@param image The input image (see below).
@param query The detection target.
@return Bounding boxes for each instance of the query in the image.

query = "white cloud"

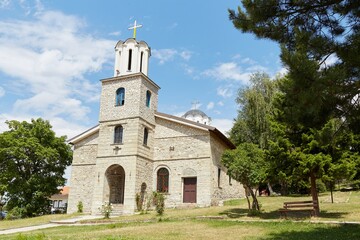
[246,65,268,72]
[0,86,4,97]
[169,22,178,29]
[174,111,186,117]
[276,67,288,77]
[211,118,234,136]
[203,55,270,85]
[217,101,224,106]
[182,64,194,75]
[217,86,233,98]
[179,50,192,61]
[109,31,121,36]
[207,101,214,110]
[202,62,252,84]
[320,53,339,69]
[0,113,89,138]
[152,49,177,65]
[0,0,10,8]
[214,110,221,115]
[0,10,114,136]
[241,57,257,65]
[152,48,192,65]
[19,0,44,16]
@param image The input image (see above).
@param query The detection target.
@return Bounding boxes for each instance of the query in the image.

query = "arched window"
[146,90,151,108]
[114,125,123,144]
[116,88,125,106]
[157,168,169,193]
[128,49,132,71]
[143,127,148,145]
[140,51,144,72]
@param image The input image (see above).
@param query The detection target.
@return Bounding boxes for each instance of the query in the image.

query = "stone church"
[67,37,244,215]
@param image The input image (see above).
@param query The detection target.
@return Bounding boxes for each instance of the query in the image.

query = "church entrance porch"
[183,177,197,203]
[105,164,125,204]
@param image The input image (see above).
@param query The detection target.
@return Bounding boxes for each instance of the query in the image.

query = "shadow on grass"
[220,208,287,219]
[265,223,360,240]
[318,210,348,219]
[219,208,348,220]
[219,208,249,218]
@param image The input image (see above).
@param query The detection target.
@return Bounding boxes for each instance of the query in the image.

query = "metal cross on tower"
[191,100,200,110]
[128,20,143,39]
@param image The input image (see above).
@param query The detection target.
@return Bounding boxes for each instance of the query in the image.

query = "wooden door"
[183,177,197,203]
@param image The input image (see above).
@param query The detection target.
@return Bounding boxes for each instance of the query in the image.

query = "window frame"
[157,168,169,193]
[115,88,125,106]
[128,49,132,71]
[114,125,124,144]
[146,90,151,108]
[143,127,149,145]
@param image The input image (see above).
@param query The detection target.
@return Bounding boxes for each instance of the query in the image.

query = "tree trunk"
[330,181,334,204]
[280,180,288,195]
[267,182,274,196]
[310,172,320,216]
[246,186,260,211]
[244,187,251,210]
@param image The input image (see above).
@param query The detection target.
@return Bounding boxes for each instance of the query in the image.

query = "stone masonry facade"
[67,38,244,215]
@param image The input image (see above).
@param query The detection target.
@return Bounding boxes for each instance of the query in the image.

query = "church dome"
[182,109,212,125]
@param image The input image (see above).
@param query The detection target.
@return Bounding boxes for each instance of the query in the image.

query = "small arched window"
[143,127,149,145]
[116,88,125,106]
[114,125,123,144]
[146,90,151,108]
[140,51,144,72]
[128,49,132,71]
[157,168,169,193]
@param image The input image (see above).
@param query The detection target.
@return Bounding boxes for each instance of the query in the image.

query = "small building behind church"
[66,36,244,215]
[50,186,69,213]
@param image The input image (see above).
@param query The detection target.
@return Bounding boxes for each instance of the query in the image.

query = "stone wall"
[99,74,158,125]
[209,134,245,204]
[67,165,96,214]
[153,158,212,207]
[154,117,210,160]
[134,156,153,211]
[153,117,213,207]
[91,155,138,215]
[67,132,98,214]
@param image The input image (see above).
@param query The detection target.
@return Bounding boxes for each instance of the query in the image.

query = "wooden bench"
[279,200,318,218]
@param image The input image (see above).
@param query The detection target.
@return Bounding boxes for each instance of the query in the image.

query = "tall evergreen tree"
[229,0,360,128]
[229,0,360,216]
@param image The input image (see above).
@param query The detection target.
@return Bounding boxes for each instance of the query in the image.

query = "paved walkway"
[0,215,102,235]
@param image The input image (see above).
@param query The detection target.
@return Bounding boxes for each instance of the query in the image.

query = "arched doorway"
[105,165,125,204]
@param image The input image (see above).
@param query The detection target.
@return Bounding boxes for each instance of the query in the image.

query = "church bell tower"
[113,39,150,77]
[92,22,160,214]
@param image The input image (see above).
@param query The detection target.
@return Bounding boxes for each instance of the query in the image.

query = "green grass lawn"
[2,219,360,240]
[0,213,81,230]
[1,191,360,240]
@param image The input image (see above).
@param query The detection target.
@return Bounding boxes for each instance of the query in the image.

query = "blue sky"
[0,0,284,138]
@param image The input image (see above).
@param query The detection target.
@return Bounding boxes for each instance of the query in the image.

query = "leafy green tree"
[0,118,72,217]
[230,72,278,149]
[230,0,360,216]
[222,143,268,211]
[229,72,279,195]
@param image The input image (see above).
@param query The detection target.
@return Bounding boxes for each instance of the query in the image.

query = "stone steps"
[111,204,123,216]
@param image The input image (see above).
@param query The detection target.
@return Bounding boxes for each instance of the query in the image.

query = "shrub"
[99,202,113,219]
[153,192,165,216]
[316,179,327,193]
[77,201,83,213]
[5,207,26,220]
[135,193,143,211]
